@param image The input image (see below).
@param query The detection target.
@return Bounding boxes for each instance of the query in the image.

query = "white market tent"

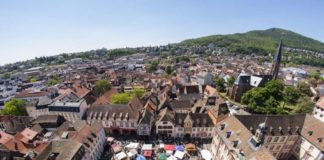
[115,152,127,160]
[200,150,212,160]
[126,142,140,149]
[159,143,165,149]
[166,150,173,156]
[174,151,185,159]
[167,155,177,160]
[142,144,153,151]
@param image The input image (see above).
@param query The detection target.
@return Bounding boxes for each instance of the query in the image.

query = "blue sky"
[0,0,324,65]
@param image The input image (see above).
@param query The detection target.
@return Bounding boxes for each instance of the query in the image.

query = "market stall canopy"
[144,151,152,157]
[176,145,184,151]
[166,150,173,156]
[174,151,185,159]
[115,152,127,160]
[164,144,176,151]
[200,150,212,160]
[159,143,165,148]
[126,142,140,149]
[142,144,153,151]
[158,153,167,160]
[112,143,122,153]
[136,155,146,160]
[107,137,115,142]
[167,155,177,160]
[185,144,196,151]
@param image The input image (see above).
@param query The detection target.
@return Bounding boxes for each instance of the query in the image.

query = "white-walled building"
[313,96,324,122]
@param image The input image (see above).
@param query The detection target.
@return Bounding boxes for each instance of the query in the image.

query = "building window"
[269,145,274,151]
[274,137,279,142]
[280,137,285,142]
[267,137,272,143]
[276,145,281,150]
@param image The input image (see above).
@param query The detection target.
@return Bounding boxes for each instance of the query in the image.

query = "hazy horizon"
[1,0,324,65]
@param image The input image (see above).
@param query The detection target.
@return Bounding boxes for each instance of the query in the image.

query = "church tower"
[270,40,282,80]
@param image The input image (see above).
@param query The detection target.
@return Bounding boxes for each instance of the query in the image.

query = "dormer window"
[220,124,225,130]
[226,131,232,138]
[318,138,323,143]
[308,131,313,136]
[278,126,283,134]
[233,140,239,148]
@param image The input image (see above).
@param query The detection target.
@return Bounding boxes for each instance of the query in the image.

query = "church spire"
[271,40,282,80]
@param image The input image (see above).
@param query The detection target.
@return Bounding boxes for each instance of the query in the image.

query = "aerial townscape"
[2,1,324,160]
[0,27,324,160]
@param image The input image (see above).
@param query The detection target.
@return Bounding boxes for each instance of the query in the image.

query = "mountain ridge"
[180,28,324,54]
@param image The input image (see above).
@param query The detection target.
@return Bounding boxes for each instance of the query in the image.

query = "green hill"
[180,28,324,54]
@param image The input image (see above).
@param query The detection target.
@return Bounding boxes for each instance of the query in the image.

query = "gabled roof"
[235,114,306,136]
[159,108,175,122]
[301,115,324,151]
[138,107,153,125]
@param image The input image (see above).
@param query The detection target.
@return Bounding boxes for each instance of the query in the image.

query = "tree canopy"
[1,99,26,116]
[241,80,302,114]
[111,93,133,104]
[94,80,112,96]
[214,76,226,92]
[226,76,236,87]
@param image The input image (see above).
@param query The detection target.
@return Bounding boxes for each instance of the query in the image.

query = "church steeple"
[271,40,282,80]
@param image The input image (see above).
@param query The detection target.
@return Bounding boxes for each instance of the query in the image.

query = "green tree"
[165,66,172,75]
[297,82,312,97]
[1,99,26,116]
[214,76,225,92]
[264,80,284,101]
[283,86,299,104]
[94,80,112,96]
[112,93,132,104]
[47,75,60,86]
[147,61,159,73]
[293,96,314,114]
[226,76,236,87]
[132,88,146,99]
[3,72,10,80]
[309,71,321,80]
[241,80,285,114]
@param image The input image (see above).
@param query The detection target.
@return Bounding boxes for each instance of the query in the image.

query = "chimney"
[308,131,313,136]
[318,138,323,143]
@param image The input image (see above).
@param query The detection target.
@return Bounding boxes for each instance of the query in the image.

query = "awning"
[176,145,184,151]
[174,151,185,159]
[200,150,212,160]
[115,152,127,160]
[144,151,152,157]
[164,144,176,151]
[142,144,153,150]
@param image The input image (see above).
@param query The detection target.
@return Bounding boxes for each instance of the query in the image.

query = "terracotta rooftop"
[316,96,324,109]
[93,87,118,105]
[301,115,324,151]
